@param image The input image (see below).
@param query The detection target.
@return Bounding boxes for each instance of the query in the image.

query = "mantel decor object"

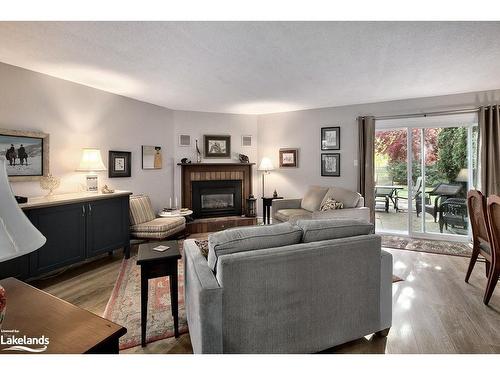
[195,139,202,163]
[0,157,47,330]
[39,173,60,196]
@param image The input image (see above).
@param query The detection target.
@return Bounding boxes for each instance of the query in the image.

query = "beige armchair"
[129,195,186,240]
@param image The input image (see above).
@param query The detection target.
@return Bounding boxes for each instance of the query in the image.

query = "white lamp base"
[86,174,99,192]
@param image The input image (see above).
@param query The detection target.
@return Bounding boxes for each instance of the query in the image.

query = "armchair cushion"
[301,186,329,212]
[130,216,185,233]
[296,219,373,243]
[129,195,156,225]
[207,222,302,272]
[321,187,362,209]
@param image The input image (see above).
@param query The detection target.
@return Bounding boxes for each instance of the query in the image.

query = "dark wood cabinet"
[0,192,131,280]
[29,203,87,276]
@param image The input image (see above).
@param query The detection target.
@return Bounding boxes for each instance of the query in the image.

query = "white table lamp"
[76,148,107,192]
[258,157,274,197]
[0,157,47,329]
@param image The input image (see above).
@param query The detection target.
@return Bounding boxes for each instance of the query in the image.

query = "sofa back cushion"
[296,219,373,243]
[301,186,329,212]
[207,222,303,272]
[321,187,361,209]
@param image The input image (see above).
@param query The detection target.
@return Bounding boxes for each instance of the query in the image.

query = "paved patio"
[375,203,468,236]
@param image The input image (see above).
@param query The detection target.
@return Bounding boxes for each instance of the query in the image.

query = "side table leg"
[141,268,148,347]
[170,270,179,338]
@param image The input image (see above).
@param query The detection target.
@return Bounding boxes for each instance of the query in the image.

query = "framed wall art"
[108,150,131,178]
[142,146,162,169]
[279,148,298,168]
[0,128,50,181]
[204,135,231,158]
[321,126,340,150]
[321,153,340,177]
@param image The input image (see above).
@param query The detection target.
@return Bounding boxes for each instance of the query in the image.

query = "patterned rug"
[381,235,472,257]
[102,247,188,350]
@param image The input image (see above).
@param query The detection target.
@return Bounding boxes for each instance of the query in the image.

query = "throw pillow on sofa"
[320,187,361,209]
[296,219,373,243]
[320,198,344,211]
[207,222,303,272]
[301,185,329,212]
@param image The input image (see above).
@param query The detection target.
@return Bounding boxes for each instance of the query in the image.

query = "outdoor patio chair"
[439,197,468,233]
[416,182,463,222]
[394,176,422,212]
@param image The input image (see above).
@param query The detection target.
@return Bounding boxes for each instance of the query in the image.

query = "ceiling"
[1,21,500,115]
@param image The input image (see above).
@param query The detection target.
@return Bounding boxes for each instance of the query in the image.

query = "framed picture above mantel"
[204,135,231,158]
[0,128,50,181]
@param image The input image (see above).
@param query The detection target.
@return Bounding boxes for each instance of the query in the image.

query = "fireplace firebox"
[192,180,242,218]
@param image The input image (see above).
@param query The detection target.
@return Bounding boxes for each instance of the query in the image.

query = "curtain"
[479,105,500,196]
[358,116,376,224]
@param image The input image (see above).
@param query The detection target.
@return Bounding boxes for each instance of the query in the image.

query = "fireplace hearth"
[192,180,242,218]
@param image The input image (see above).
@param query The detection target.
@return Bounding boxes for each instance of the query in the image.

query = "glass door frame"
[375,122,476,243]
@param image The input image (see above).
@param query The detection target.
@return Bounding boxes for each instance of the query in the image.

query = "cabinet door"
[86,197,129,257]
[29,204,86,276]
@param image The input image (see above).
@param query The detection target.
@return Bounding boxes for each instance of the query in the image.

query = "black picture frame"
[321,153,340,177]
[321,126,340,150]
[204,135,231,158]
[109,150,131,178]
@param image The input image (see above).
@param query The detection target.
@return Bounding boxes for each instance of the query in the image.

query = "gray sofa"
[184,219,393,353]
[272,185,370,223]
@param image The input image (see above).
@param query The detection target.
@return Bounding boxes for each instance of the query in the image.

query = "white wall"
[258,89,500,200]
[172,110,259,204]
[0,62,175,210]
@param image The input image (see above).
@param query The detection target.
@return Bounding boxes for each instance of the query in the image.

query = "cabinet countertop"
[19,190,132,210]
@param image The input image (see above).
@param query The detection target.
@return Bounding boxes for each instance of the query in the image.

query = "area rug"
[103,249,188,350]
[381,235,472,257]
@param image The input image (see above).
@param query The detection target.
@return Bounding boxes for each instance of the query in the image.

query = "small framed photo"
[178,134,191,147]
[321,153,340,177]
[241,135,252,147]
[204,135,231,158]
[0,128,50,181]
[321,126,340,150]
[279,148,298,168]
[142,146,163,169]
[108,151,131,178]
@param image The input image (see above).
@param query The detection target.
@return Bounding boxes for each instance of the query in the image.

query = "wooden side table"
[0,278,126,354]
[262,196,283,225]
[137,241,181,347]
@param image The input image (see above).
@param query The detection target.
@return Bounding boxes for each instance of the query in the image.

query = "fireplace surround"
[178,163,255,219]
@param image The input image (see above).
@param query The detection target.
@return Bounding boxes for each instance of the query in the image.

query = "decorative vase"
[0,284,6,330]
[40,174,60,196]
[195,140,202,163]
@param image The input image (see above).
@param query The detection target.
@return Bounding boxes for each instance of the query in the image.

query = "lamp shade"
[76,148,106,172]
[258,157,274,171]
[0,158,46,262]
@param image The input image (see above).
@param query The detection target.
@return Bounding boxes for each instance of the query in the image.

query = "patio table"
[375,185,405,212]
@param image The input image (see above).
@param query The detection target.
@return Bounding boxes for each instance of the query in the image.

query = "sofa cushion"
[321,187,361,209]
[275,208,312,223]
[296,219,373,243]
[207,222,303,272]
[301,186,329,212]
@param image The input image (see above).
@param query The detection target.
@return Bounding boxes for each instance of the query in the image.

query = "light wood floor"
[31,246,500,354]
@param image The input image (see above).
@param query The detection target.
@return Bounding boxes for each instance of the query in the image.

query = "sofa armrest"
[357,197,365,207]
[183,239,223,353]
[380,250,393,331]
[272,198,303,220]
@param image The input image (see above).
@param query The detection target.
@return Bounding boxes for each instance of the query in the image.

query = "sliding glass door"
[374,113,478,241]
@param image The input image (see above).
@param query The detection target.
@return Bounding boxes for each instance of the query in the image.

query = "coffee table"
[137,241,181,347]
